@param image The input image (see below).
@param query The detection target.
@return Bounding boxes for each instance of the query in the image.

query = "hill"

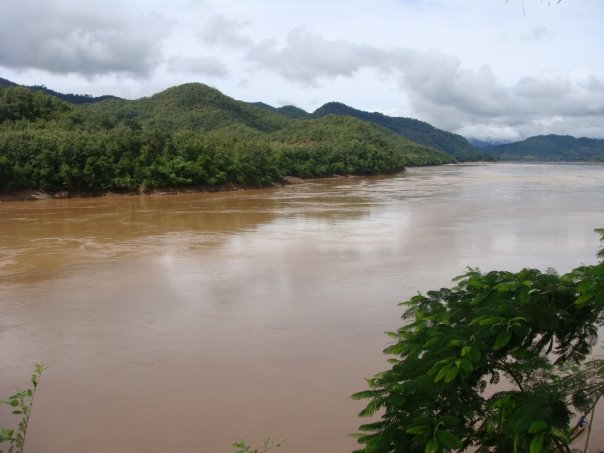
[311,102,484,162]
[0,77,119,104]
[0,77,18,88]
[250,102,311,119]
[484,135,604,161]
[0,83,453,195]
[81,83,291,133]
[270,115,451,177]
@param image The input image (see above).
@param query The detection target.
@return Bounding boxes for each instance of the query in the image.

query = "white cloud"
[198,15,253,48]
[166,56,228,77]
[247,27,604,140]
[1,0,603,140]
[0,0,168,77]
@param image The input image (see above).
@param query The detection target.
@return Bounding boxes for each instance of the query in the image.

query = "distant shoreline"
[0,172,381,203]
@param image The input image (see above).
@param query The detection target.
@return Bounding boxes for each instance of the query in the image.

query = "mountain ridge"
[482,134,604,162]
[0,81,453,195]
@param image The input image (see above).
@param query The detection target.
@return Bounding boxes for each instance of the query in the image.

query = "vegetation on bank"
[0,84,454,195]
[0,364,46,453]
[353,229,604,452]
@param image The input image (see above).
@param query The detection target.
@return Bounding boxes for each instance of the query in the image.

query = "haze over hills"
[483,135,604,162]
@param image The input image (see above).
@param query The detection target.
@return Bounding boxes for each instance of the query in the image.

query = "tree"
[353,229,604,452]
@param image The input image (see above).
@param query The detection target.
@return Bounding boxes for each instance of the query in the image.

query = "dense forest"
[252,100,488,162]
[0,77,119,105]
[0,83,455,195]
[483,134,604,161]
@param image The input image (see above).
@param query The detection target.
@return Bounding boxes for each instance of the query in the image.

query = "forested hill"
[483,135,604,161]
[0,77,119,105]
[0,83,453,195]
[253,100,484,162]
[311,102,485,162]
[80,83,290,133]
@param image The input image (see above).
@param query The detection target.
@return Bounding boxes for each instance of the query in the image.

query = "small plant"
[0,364,46,453]
[233,437,282,453]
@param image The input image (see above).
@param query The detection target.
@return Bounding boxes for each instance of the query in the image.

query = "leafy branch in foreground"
[233,437,282,453]
[0,364,46,453]
[353,230,604,452]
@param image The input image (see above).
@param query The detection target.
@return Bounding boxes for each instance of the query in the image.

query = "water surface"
[1,163,603,452]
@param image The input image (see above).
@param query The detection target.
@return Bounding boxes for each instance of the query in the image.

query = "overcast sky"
[1,0,603,141]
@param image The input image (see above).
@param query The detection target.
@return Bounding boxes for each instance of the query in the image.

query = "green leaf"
[433,366,449,383]
[456,359,473,373]
[406,425,429,435]
[424,438,439,453]
[529,434,544,453]
[528,420,548,434]
[445,366,459,383]
[436,430,462,449]
[493,330,512,350]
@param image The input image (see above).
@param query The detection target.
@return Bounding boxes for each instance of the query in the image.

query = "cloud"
[166,56,228,77]
[198,15,253,48]
[0,0,167,77]
[247,28,393,86]
[247,29,604,140]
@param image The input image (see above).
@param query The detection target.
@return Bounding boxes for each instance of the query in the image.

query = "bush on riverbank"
[353,230,604,452]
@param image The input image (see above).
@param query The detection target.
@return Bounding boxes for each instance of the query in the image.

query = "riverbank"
[0,173,354,202]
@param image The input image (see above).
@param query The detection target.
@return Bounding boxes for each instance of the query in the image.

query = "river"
[1,162,603,452]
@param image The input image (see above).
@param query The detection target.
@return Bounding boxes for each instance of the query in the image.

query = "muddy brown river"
[1,163,604,452]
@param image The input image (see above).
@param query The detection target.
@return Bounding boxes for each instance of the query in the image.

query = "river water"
[1,163,603,452]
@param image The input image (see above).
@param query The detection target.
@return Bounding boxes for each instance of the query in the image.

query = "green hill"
[0,83,453,195]
[250,102,312,120]
[0,77,18,88]
[0,77,118,104]
[82,83,290,133]
[270,115,451,177]
[311,102,483,162]
[484,135,604,161]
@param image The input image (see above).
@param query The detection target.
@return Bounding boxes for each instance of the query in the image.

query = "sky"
[1,0,603,141]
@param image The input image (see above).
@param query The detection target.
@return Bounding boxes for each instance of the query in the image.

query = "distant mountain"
[252,100,484,161]
[0,76,119,104]
[0,77,17,88]
[468,138,510,149]
[483,135,604,162]
[311,102,484,162]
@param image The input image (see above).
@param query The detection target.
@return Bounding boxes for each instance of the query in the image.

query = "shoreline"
[0,162,509,203]
[0,173,374,203]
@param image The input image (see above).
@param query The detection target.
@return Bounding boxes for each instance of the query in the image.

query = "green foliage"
[0,87,71,124]
[353,231,604,452]
[0,364,46,453]
[484,134,604,162]
[271,115,452,178]
[0,84,456,195]
[233,438,282,453]
[312,102,486,162]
